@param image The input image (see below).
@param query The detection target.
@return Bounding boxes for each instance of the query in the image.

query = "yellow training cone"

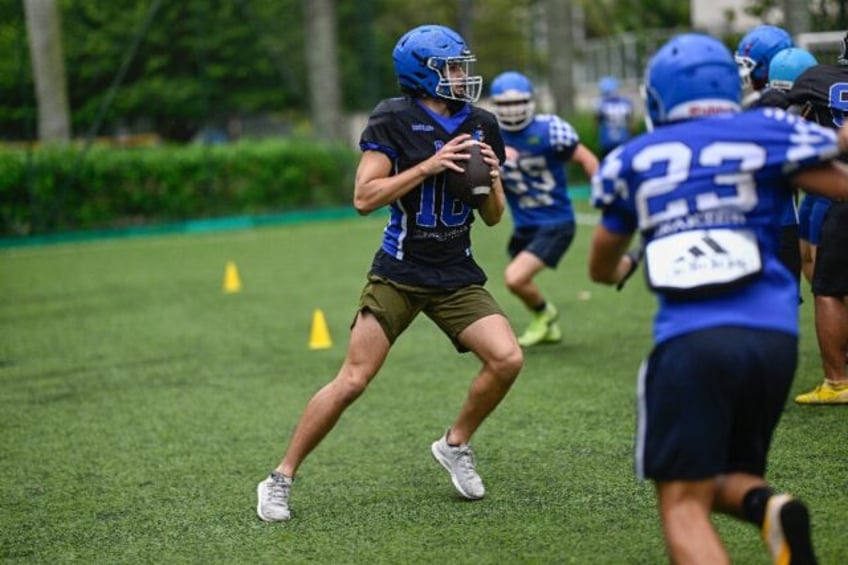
[223,261,242,293]
[309,309,332,350]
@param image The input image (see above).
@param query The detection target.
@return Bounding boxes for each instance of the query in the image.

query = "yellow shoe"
[543,322,562,343]
[517,304,559,347]
[794,380,848,405]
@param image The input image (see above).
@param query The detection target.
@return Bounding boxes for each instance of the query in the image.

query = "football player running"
[257,24,523,522]
[590,32,848,564]
[789,32,848,405]
[490,71,599,347]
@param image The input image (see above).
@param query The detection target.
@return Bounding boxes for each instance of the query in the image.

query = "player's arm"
[476,141,506,226]
[787,122,848,201]
[353,134,473,215]
[792,160,848,201]
[588,224,636,286]
[570,143,600,179]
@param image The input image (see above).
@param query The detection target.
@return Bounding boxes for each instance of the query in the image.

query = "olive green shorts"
[356,275,505,352]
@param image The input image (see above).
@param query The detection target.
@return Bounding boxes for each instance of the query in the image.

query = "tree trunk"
[304,0,344,142]
[546,0,574,116]
[24,0,70,143]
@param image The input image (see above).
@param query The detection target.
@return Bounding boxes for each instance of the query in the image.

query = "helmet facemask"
[428,54,483,103]
[735,54,757,93]
[492,94,535,131]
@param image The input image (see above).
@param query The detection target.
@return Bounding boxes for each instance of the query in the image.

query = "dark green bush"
[0,138,358,236]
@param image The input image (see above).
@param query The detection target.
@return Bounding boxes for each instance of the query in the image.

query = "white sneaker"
[256,472,292,522]
[430,432,485,500]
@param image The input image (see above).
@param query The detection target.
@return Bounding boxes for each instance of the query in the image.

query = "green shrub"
[0,138,358,236]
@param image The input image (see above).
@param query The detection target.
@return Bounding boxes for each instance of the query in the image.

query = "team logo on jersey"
[412,123,435,132]
[645,229,762,295]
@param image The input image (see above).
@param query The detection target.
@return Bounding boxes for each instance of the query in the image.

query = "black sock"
[533,301,547,313]
[742,486,775,526]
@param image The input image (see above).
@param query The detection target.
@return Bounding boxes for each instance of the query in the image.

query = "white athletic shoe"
[430,431,485,500]
[256,472,292,522]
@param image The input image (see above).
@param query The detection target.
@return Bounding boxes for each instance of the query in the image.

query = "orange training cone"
[223,261,242,293]
[309,309,332,350]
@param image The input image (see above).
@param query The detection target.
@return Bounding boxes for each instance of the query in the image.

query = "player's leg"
[452,312,523,442]
[505,223,574,346]
[257,311,391,522]
[812,295,848,381]
[504,250,546,310]
[655,479,728,564]
[258,279,418,521]
[277,310,391,478]
[799,238,814,284]
[711,327,817,565]
[797,202,848,404]
[426,286,523,499]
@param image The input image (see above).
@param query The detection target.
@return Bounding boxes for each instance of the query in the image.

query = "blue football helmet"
[599,76,619,96]
[490,71,536,131]
[768,47,818,91]
[735,25,793,91]
[643,33,741,130]
[392,24,483,103]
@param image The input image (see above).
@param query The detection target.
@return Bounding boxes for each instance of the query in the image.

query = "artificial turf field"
[1,204,846,563]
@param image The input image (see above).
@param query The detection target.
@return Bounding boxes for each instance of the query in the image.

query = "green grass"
[1,206,846,563]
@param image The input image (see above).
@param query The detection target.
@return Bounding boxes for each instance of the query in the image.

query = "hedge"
[0,138,359,237]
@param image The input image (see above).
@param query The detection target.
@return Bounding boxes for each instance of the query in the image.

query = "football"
[444,142,492,209]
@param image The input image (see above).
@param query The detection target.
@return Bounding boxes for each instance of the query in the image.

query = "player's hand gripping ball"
[444,142,493,209]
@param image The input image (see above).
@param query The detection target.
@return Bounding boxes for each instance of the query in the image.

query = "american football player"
[490,70,599,347]
[788,32,848,405]
[737,27,803,300]
[735,24,794,107]
[595,76,635,157]
[257,24,522,522]
[590,32,848,564]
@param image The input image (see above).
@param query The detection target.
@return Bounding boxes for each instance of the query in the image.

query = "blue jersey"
[798,193,832,245]
[591,108,839,344]
[499,114,579,229]
[595,95,634,151]
[359,97,505,288]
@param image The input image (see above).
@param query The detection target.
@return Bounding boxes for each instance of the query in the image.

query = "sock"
[742,486,775,527]
[825,378,848,390]
[532,301,547,313]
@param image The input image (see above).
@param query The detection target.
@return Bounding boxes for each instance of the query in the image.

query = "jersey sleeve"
[756,108,839,174]
[359,100,400,160]
[548,115,579,161]
[590,146,638,234]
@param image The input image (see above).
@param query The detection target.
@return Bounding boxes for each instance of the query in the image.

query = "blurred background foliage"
[1,0,693,143]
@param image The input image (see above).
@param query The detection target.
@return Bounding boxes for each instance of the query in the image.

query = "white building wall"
[691,0,763,34]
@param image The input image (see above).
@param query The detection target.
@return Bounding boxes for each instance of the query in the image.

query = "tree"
[23,0,70,142]
[304,0,343,142]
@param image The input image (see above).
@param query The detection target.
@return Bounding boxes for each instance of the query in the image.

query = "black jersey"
[754,88,791,109]
[359,97,506,288]
[788,64,848,130]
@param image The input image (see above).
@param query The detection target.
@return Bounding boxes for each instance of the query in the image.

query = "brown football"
[444,142,492,209]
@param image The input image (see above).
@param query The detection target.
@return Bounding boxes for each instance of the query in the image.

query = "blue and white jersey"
[500,114,579,228]
[591,108,840,344]
[596,95,634,151]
